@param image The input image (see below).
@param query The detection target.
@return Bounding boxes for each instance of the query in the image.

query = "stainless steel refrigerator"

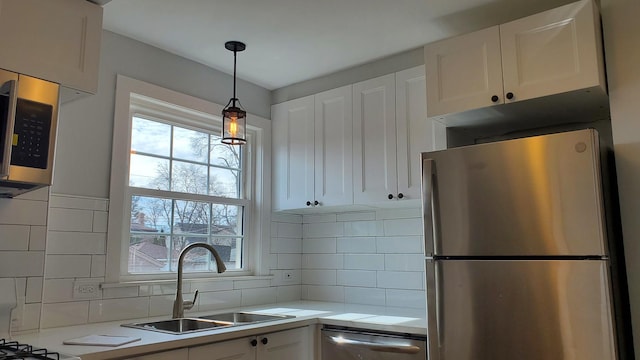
[421,129,631,359]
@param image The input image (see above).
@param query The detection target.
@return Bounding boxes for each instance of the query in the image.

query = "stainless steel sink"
[122,318,233,334]
[197,311,294,325]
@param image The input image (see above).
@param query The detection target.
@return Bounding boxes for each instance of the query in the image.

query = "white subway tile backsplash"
[276,222,302,238]
[42,279,75,303]
[89,297,149,323]
[47,208,93,232]
[336,270,376,287]
[91,255,106,277]
[377,271,424,290]
[0,252,44,277]
[149,295,175,317]
[383,218,423,236]
[49,195,108,211]
[92,211,109,232]
[0,199,47,226]
[271,237,302,254]
[19,303,41,331]
[302,254,343,269]
[0,225,30,250]
[343,254,384,270]
[385,289,426,309]
[26,277,43,304]
[303,237,337,253]
[344,287,386,306]
[271,269,301,286]
[303,214,337,223]
[303,285,344,302]
[234,279,271,290]
[241,287,277,306]
[337,211,376,222]
[337,237,376,253]
[16,187,49,201]
[301,270,336,285]
[29,226,47,251]
[275,285,301,302]
[190,280,234,292]
[277,254,302,269]
[377,236,423,254]
[41,302,89,328]
[303,222,344,238]
[46,232,106,254]
[45,255,92,278]
[343,221,383,237]
[271,213,302,224]
[376,208,421,220]
[385,254,425,271]
[198,290,242,312]
[102,286,139,299]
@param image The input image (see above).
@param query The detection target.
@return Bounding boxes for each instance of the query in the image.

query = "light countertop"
[13,301,427,360]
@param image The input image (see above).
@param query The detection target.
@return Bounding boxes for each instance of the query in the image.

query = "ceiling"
[102,0,576,90]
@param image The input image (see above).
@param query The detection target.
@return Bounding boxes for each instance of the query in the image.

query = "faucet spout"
[172,243,226,319]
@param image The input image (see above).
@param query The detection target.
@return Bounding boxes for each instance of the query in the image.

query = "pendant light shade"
[221,41,247,145]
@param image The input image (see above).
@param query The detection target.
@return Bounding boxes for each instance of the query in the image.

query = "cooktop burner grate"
[0,339,60,360]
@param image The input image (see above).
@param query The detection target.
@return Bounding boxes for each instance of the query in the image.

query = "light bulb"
[229,116,237,136]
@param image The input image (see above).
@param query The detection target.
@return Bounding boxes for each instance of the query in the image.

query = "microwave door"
[0,76,18,179]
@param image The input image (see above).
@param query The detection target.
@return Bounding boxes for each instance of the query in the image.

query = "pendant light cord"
[232,49,237,107]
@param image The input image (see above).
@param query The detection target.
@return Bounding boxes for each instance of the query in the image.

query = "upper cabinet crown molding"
[0,0,103,98]
[425,0,608,132]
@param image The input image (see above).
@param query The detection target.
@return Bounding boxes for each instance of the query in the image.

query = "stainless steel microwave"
[0,68,59,198]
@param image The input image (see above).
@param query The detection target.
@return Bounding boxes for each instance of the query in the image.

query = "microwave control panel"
[11,98,52,169]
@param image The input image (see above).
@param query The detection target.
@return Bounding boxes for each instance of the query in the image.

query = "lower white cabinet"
[189,326,311,360]
[125,348,189,360]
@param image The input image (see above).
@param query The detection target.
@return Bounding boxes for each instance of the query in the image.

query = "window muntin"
[126,115,246,275]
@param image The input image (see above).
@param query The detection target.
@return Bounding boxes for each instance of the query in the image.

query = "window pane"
[131,117,170,157]
[173,127,208,163]
[209,237,242,270]
[171,161,208,194]
[173,200,210,235]
[128,196,172,274]
[209,167,240,198]
[210,138,240,169]
[130,154,170,190]
[211,204,242,236]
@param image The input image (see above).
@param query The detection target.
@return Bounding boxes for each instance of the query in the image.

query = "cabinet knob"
[261,337,268,345]
[506,92,514,100]
[388,194,394,200]
[491,95,499,103]
[250,339,258,347]
[314,200,319,206]
[398,193,404,199]
[306,201,311,206]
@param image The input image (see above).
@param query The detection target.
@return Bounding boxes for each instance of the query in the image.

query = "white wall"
[601,0,640,354]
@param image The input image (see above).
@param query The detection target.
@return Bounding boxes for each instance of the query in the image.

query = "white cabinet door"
[127,348,189,360]
[425,26,504,118]
[0,0,102,93]
[272,96,315,210]
[353,74,397,204]
[256,327,310,360]
[396,66,445,201]
[314,85,353,207]
[500,0,604,103]
[189,337,255,360]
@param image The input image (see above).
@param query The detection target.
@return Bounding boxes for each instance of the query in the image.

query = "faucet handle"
[183,289,199,311]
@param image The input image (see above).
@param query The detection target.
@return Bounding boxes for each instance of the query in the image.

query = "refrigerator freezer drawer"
[425,259,616,360]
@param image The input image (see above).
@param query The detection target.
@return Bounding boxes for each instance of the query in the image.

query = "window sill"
[101,274,274,289]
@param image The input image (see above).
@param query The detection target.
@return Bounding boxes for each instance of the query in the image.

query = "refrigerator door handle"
[426,258,443,359]
[0,79,17,179]
[422,158,438,256]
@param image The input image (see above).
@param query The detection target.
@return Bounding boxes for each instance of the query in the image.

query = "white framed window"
[107,75,271,282]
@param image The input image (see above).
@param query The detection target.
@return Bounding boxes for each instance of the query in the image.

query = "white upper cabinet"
[272,86,353,211]
[272,95,315,211]
[0,0,102,94]
[353,74,398,204]
[425,0,606,122]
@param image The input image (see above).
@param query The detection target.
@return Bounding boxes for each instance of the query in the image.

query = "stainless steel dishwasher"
[321,326,427,359]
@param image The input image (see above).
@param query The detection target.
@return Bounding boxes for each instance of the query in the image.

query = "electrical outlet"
[73,281,101,299]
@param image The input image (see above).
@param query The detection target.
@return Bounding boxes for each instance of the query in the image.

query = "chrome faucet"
[172,242,227,319]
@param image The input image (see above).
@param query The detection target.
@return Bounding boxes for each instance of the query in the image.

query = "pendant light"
[221,41,247,145]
